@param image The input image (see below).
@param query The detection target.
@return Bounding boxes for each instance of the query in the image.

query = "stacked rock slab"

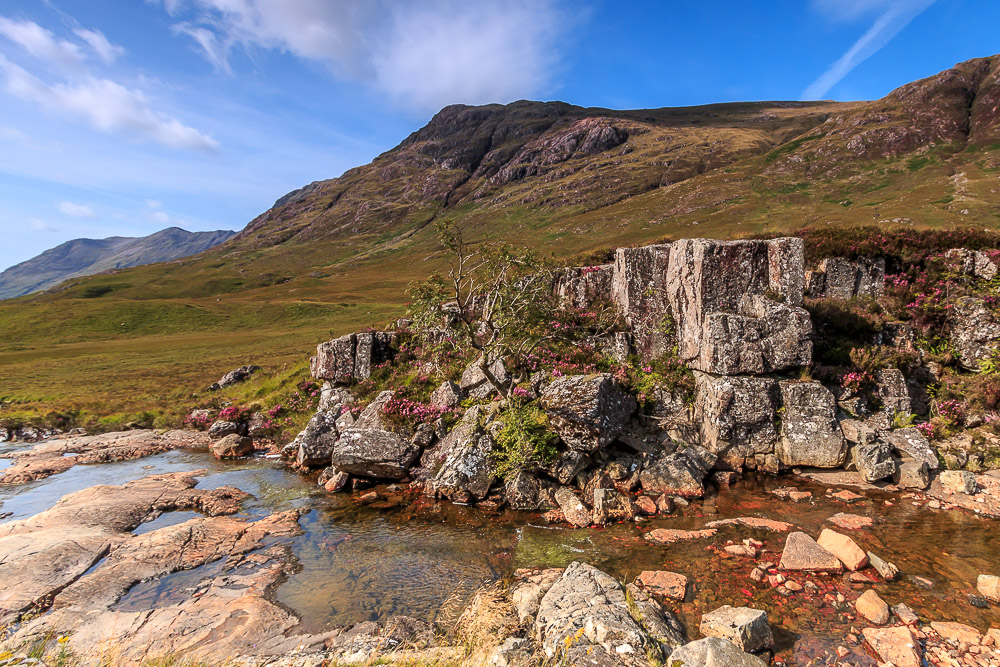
[310,331,395,383]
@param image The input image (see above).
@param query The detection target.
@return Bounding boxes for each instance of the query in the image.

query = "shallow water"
[2,447,999,662]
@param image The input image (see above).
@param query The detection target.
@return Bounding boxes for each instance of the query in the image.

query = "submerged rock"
[778,531,843,573]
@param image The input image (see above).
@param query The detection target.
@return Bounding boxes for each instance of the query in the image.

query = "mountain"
[2,53,1000,423]
[0,227,236,299]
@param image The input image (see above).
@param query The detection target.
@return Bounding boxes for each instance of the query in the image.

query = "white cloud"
[0,55,220,151]
[803,0,936,99]
[144,198,163,209]
[57,201,97,218]
[0,16,83,69]
[73,28,125,64]
[159,0,566,111]
[29,218,57,232]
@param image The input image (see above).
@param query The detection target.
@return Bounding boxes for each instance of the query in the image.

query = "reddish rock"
[828,513,874,530]
[855,590,889,625]
[645,528,717,545]
[634,495,657,516]
[863,626,922,667]
[789,490,812,502]
[931,621,982,645]
[778,532,843,573]
[979,574,1000,602]
[705,517,794,532]
[831,489,864,503]
[817,528,868,571]
[654,493,675,514]
[323,471,350,493]
[635,570,688,600]
[724,544,757,558]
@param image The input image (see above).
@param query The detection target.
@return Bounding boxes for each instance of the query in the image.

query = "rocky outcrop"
[776,381,846,468]
[310,331,395,382]
[885,427,939,471]
[612,244,673,360]
[693,373,778,470]
[330,428,420,479]
[946,248,1000,281]
[807,256,885,299]
[948,296,1000,369]
[554,264,613,310]
[459,358,510,400]
[639,445,717,497]
[539,373,635,451]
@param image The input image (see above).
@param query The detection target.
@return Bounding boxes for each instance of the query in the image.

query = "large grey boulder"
[853,438,895,483]
[699,606,773,653]
[811,256,885,299]
[668,637,768,667]
[776,381,846,468]
[611,244,674,360]
[885,427,939,471]
[318,384,353,414]
[330,429,420,479]
[429,434,498,503]
[639,445,717,498]
[295,410,341,468]
[534,562,653,665]
[693,373,778,470]
[624,583,687,659]
[948,296,1000,370]
[554,264,614,310]
[663,238,811,374]
[310,332,395,382]
[540,374,635,452]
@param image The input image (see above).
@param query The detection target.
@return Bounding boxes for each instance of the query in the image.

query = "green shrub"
[489,399,559,479]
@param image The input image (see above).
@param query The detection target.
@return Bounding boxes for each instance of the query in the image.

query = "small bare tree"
[407,220,571,397]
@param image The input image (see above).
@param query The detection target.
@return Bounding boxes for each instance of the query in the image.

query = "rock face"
[639,445,717,497]
[555,264,614,310]
[776,381,846,468]
[668,637,768,667]
[694,373,778,469]
[310,332,395,382]
[611,244,673,360]
[664,238,811,374]
[534,561,654,665]
[540,373,635,451]
[948,296,1000,369]
[809,256,885,299]
[330,429,420,479]
[699,605,773,653]
[208,364,260,391]
[876,368,912,415]
[947,248,1000,280]
[778,532,844,573]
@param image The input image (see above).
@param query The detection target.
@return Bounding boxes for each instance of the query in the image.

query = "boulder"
[295,410,341,468]
[310,334,357,382]
[323,470,350,493]
[504,471,552,510]
[693,373,778,469]
[611,244,674,360]
[699,605,774,653]
[591,488,635,525]
[553,487,591,528]
[663,238,810,374]
[554,264,614,310]
[816,529,868,571]
[330,429,420,479]
[948,296,1000,370]
[649,386,699,445]
[667,637,768,667]
[778,532,843,573]
[212,434,253,460]
[540,373,635,452]
[534,561,654,664]
[977,574,1000,602]
[885,428,939,470]
[946,248,1000,280]
[430,434,498,503]
[639,445,717,498]
[459,358,510,400]
[853,439,895,483]
[862,626,922,667]
[855,590,890,625]
[815,256,885,299]
[636,571,688,601]
[207,420,242,440]
[939,470,977,495]
[353,390,397,431]
[776,381,846,468]
[429,381,463,408]
[208,364,260,391]
[894,459,930,489]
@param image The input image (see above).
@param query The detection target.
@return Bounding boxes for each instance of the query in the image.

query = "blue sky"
[0,0,997,271]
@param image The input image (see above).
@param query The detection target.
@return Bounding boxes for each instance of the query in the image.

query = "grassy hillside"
[3,55,1000,432]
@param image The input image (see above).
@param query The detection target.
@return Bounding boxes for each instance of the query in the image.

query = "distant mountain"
[0,227,236,299]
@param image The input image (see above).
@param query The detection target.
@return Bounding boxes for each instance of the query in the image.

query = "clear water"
[2,448,998,663]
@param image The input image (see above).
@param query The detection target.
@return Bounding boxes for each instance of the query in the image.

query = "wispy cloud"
[57,201,97,218]
[0,16,84,69]
[73,28,125,64]
[157,0,568,112]
[803,0,936,100]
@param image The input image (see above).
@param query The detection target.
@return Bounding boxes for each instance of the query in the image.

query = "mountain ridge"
[0,226,236,299]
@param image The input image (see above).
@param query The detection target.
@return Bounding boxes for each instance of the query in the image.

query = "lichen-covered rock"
[946,248,1000,281]
[459,358,510,400]
[208,364,259,391]
[776,381,846,468]
[539,449,589,485]
[310,334,356,382]
[649,387,698,445]
[295,410,341,468]
[668,637,768,667]
[693,372,778,469]
[330,429,420,479]
[208,420,242,440]
[429,381,463,408]
[353,390,399,432]
[894,459,930,489]
[885,427,939,470]
[212,434,254,460]
[699,605,773,653]
[853,439,895,483]
[534,561,654,665]
[318,383,353,413]
[353,331,396,381]
[591,488,635,525]
[540,373,635,452]
[554,487,591,527]
[611,244,673,360]
[430,433,498,503]
[663,238,811,374]
[504,471,553,510]
[639,445,717,498]
[554,264,613,310]
[624,584,687,659]
[876,368,912,415]
[939,469,977,495]
[948,296,1000,370]
[815,256,885,299]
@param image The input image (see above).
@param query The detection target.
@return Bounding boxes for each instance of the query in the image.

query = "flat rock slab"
[0,471,247,626]
[863,626,922,667]
[668,636,768,667]
[930,621,982,645]
[0,429,212,486]
[827,513,874,530]
[705,517,794,532]
[645,528,717,545]
[636,570,688,600]
[778,531,843,573]
[699,605,773,653]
